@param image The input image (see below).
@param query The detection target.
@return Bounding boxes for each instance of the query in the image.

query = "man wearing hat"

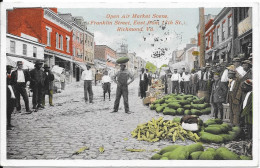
[227,67,241,126]
[190,69,198,95]
[42,64,55,107]
[30,60,45,110]
[111,63,134,114]
[139,68,148,99]
[202,63,212,96]
[233,57,246,77]
[241,60,252,81]
[11,61,32,113]
[81,64,94,103]
[171,68,181,94]
[241,79,252,139]
[180,67,186,93]
[210,72,228,119]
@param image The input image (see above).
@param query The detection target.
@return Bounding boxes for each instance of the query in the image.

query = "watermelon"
[116,57,129,64]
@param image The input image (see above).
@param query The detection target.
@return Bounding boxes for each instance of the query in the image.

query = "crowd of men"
[163,56,252,138]
[7,61,55,130]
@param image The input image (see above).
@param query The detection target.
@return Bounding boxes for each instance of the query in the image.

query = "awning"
[74,61,87,70]
[7,56,35,69]
[55,55,73,62]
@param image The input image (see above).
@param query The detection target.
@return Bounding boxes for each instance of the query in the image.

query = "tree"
[145,62,157,73]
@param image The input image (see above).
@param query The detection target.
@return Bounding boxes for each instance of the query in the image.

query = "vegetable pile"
[149,94,211,116]
[151,143,252,160]
[131,117,200,143]
[199,119,241,143]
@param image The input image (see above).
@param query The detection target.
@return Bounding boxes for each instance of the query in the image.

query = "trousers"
[32,84,44,107]
[84,80,93,102]
[42,90,53,106]
[172,81,179,94]
[212,102,224,119]
[14,82,30,111]
[140,80,146,98]
[184,81,190,94]
[114,84,129,112]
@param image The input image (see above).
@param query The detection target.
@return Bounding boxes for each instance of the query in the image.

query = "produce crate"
[222,103,231,123]
[143,96,156,105]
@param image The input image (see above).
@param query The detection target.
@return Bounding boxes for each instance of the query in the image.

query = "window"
[217,27,219,44]
[60,35,63,50]
[73,47,76,56]
[33,47,37,58]
[66,36,70,53]
[23,44,27,55]
[10,41,15,53]
[222,22,225,41]
[228,16,232,37]
[46,26,52,46]
[73,34,76,41]
[56,33,59,49]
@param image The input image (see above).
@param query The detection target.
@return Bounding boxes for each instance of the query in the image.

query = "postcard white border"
[0,0,259,167]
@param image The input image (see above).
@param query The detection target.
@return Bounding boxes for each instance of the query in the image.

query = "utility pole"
[199,7,206,67]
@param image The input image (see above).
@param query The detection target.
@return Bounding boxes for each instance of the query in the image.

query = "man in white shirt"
[101,71,111,101]
[182,71,191,94]
[11,61,33,114]
[81,64,94,103]
[171,69,181,94]
[233,57,246,77]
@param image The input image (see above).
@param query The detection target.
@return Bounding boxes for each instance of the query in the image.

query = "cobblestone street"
[7,80,211,160]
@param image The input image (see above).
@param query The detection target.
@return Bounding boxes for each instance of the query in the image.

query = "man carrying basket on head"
[111,57,134,114]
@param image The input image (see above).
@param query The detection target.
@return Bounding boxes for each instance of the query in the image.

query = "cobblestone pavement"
[7,79,212,160]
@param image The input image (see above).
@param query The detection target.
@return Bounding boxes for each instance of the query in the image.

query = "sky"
[58,8,222,67]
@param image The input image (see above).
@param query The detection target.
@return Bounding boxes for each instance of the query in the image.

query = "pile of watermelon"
[150,94,211,116]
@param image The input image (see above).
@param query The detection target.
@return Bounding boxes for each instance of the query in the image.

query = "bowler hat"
[35,60,43,65]
[7,65,13,69]
[232,57,241,62]
[43,64,50,68]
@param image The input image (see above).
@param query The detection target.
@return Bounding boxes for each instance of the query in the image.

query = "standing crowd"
[163,56,252,138]
[7,61,55,130]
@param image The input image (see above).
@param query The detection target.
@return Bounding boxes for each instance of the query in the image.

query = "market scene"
[5,6,253,161]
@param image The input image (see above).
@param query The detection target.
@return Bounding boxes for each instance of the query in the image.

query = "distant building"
[94,45,117,76]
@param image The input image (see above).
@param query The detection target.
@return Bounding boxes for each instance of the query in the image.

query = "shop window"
[23,44,27,55]
[10,41,15,53]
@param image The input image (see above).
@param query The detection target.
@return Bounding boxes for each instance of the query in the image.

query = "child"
[101,71,111,101]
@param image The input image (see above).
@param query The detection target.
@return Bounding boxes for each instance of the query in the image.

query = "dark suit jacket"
[10,69,31,85]
[44,71,55,90]
[210,79,228,103]
[139,73,148,86]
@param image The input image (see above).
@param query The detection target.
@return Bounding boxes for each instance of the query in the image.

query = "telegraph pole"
[199,7,206,67]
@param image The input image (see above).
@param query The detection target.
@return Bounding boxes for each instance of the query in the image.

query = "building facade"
[7,7,74,82]
[233,7,252,59]
[94,45,117,75]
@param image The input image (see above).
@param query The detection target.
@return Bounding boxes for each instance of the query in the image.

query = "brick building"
[7,7,74,81]
[94,45,117,76]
